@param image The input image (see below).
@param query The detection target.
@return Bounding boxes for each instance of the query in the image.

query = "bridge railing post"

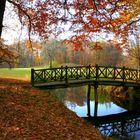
[76,67,79,79]
[88,64,91,79]
[60,66,63,81]
[65,66,68,84]
[113,67,116,80]
[136,69,138,82]
[43,70,46,82]
[138,69,140,81]
[123,66,125,82]
[31,68,34,86]
[96,64,99,81]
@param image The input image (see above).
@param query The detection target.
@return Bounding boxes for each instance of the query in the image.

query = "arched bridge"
[31,65,140,88]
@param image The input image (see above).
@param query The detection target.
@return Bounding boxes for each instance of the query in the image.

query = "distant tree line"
[1,37,140,68]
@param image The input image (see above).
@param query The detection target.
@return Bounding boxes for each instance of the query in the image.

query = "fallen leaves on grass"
[0,78,105,140]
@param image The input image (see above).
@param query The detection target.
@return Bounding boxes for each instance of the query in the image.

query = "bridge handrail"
[31,65,140,86]
[32,65,140,71]
[33,65,93,71]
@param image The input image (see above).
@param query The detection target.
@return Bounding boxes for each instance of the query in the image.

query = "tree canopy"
[0,0,140,49]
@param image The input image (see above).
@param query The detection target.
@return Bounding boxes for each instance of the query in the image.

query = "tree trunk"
[0,0,6,37]
[50,60,52,68]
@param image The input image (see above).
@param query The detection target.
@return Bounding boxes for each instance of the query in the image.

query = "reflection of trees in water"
[47,86,87,106]
[48,86,114,107]
[47,88,66,103]
[111,97,140,111]
[90,86,112,104]
[64,87,87,106]
[104,102,112,109]
[98,86,113,103]
[97,86,140,111]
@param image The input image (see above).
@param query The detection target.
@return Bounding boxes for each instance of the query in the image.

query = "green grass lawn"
[0,68,31,81]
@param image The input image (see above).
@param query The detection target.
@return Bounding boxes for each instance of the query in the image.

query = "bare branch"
[7,0,32,46]
[128,18,140,26]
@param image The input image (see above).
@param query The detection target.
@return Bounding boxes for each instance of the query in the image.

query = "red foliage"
[8,0,140,49]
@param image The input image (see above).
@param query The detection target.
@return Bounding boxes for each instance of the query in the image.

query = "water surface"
[48,86,140,140]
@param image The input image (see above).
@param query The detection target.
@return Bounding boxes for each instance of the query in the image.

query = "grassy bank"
[0,68,31,81]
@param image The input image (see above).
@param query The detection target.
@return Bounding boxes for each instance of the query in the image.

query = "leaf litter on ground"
[0,78,106,140]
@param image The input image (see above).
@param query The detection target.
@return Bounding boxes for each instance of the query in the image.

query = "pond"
[47,85,140,140]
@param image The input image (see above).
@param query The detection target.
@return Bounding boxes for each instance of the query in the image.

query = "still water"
[47,86,140,140]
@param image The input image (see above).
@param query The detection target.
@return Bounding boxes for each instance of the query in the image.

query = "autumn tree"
[0,0,140,67]
[0,0,16,67]
[0,39,17,67]
[15,41,41,67]
[0,0,140,45]
[97,40,122,66]
[41,40,65,68]
[126,30,140,68]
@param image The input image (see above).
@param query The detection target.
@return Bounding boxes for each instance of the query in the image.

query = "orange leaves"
[28,9,35,17]
[93,41,102,50]
[8,0,140,50]
[83,16,101,33]
[88,41,102,51]
[0,78,104,140]
[34,43,42,49]
[87,0,94,8]
[26,40,32,49]
[118,12,132,23]
[0,39,17,67]
[87,16,98,25]
[64,35,89,51]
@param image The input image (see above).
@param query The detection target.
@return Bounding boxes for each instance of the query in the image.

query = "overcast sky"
[1,2,28,44]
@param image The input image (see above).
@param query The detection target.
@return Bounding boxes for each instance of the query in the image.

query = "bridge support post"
[94,85,98,117]
[87,84,91,117]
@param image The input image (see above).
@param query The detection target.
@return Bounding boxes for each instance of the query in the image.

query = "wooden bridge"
[31,65,140,88]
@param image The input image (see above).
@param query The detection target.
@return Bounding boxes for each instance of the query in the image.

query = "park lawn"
[0,68,31,81]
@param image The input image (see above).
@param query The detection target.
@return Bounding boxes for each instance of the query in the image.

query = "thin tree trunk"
[0,0,6,37]
[50,60,52,68]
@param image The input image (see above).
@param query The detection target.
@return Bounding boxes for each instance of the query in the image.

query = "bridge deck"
[34,79,140,88]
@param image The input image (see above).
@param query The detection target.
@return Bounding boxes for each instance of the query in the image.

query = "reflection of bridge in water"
[85,84,140,137]
[83,111,140,136]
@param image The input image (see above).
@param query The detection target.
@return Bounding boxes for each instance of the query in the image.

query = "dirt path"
[0,78,106,140]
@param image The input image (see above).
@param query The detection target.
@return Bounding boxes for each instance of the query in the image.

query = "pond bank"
[101,86,140,101]
[0,78,105,140]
